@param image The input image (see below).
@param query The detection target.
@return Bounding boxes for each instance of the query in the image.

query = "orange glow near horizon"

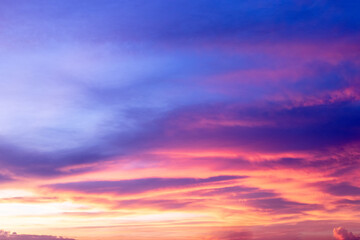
[1,146,359,239]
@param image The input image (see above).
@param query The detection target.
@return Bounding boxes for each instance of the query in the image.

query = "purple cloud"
[337,199,360,205]
[0,230,75,240]
[191,185,277,200]
[45,175,243,195]
[322,182,360,196]
[117,198,195,210]
[333,227,360,240]
[0,173,12,183]
[246,197,321,214]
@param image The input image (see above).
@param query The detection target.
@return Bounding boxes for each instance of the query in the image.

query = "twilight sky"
[0,1,360,240]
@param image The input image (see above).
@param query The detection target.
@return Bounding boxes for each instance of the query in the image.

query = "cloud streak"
[45,175,243,195]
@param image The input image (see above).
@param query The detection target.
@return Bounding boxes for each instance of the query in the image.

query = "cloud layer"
[0,1,359,240]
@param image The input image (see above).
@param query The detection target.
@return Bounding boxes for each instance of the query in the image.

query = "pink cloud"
[333,227,360,240]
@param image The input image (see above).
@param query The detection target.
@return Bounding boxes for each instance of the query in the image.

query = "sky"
[0,1,360,239]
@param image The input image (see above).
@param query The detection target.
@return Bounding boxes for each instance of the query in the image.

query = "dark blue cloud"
[292,62,360,93]
[123,101,360,152]
[2,100,360,177]
[0,141,111,177]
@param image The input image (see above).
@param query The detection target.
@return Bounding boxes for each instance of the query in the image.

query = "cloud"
[336,199,360,205]
[45,175,243,195]
[246,197,321,214]
[322,182,360,196]
[127,101,360,155]
[0,173,13,183]
[0,1,359,240]
[190,185,277,200]
[0,230,75,240]
[333,227,360,240]
[0,0,358,180]
[117,198,195,210]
